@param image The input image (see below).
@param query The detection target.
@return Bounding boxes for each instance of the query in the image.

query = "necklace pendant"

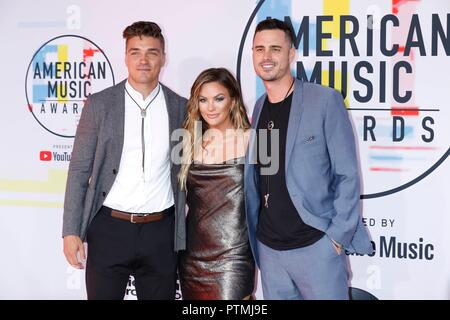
[264,193,270,208]
[141,109,146,118]
[268,121,274,130]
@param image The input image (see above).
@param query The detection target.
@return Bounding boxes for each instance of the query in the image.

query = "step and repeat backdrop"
[0,0,449,299]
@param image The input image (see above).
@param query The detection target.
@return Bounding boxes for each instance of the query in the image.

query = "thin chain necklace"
[264,78,295,208]
[125,84,161,178]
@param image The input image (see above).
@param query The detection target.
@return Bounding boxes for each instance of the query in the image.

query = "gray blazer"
[244,79,373,266]
[62,79,187,251]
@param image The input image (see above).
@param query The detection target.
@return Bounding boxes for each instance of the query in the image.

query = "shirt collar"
[125,80,161,105]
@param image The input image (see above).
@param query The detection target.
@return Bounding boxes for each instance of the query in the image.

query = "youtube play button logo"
[40,151,52,161]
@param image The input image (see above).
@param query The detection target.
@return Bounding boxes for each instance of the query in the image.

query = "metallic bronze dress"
[179,158,255,300]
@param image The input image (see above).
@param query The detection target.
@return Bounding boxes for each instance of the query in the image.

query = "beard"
[255,66,278,81]
[257,73,278,81]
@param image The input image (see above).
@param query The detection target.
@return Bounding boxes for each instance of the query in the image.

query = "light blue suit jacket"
[244,79,373,266]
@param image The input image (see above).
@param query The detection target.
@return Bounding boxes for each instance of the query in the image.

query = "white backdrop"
[0,0,449,299]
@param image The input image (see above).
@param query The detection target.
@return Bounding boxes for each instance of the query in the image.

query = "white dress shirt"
[103,80,174,213]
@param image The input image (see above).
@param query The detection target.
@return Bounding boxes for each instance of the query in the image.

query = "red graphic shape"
[83,48,100,61]
[391,106,419,116]
[370,167,406,172]
[40,151,52,161]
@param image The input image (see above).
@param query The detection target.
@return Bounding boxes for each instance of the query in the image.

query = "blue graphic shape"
[32,44,57,71]
[31,45,58,103]
[392,126,413,139]
[32,84,48,103]
[370,155,404,161]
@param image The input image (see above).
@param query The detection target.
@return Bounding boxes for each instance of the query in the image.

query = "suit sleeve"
[62,97,99,237]
[324,89,361,248]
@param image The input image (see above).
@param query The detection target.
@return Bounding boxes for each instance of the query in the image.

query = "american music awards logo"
[237,0,450,198]
[25,35,115,138]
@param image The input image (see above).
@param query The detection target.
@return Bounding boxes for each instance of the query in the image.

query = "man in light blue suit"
[245,18,373,300]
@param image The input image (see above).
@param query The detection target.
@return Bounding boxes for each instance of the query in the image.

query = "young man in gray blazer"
[62,21,186,300]
[245,18,373,300]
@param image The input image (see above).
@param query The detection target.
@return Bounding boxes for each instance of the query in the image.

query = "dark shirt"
[256,93,324,250]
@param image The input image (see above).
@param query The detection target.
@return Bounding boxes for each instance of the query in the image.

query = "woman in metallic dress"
[178,68,255,300]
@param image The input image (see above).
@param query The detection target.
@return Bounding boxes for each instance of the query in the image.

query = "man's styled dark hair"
[123,21,165,52]
[254,18,294,46]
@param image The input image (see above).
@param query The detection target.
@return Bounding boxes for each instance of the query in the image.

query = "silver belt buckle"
[130,213,149,223]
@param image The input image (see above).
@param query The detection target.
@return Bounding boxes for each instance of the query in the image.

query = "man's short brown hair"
[123,21,165,52]
[254,18,294,47]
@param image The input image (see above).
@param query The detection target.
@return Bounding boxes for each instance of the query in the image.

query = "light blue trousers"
[257,234,349,300]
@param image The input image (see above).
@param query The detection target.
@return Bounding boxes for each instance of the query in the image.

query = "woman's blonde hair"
[178,68,251,190]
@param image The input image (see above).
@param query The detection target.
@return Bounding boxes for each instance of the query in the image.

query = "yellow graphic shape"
[0,169,67,208]
[0,199,62,208]
[321,70,349,107]
[322,0,350,50]
[57,44,68,103]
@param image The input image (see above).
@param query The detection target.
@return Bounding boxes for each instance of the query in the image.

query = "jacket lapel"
[161,84,181,196]
[111,80,126,167]
[285,79,304,173]
[161,84,179,151]
[247,94,266,164]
